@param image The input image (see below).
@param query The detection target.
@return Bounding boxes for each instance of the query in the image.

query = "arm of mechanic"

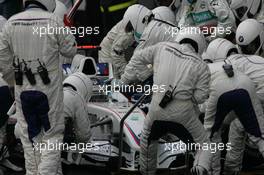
[73,95,91,143]
[111,31,134,76]
[204,84,219,131]
[56,16,77,59]
[121,44,157,84]
[64,91,91,143]
[193,62,211,104]
[209,0,236,38]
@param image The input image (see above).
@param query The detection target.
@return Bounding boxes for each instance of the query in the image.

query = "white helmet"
[230,0,262,21]
[123,4,152,43]
[0,15,6,32]
[152,6,175,24]
[54,0,67,19]
[24,0,56,12]
[202,38,238,63]
[63,72,93,102]
[236,19,264,55]
[175,27,207,55]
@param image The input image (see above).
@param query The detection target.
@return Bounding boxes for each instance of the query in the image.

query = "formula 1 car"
[61,55,190,174]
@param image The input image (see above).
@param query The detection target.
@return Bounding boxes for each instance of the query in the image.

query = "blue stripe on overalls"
[211,89,262,139]
[20,91,51,143]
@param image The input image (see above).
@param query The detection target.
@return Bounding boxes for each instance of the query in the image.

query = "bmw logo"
[239,36,244,42]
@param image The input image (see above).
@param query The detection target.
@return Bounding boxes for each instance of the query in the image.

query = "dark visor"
[240,36,261,55]
[125,21,134,33]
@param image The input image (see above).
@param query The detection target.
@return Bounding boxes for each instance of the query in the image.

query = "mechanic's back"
[0,0,76,175]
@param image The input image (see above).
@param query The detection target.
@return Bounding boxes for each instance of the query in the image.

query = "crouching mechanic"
[221,21,264,174]
[201,38,237,175]
[202,36,264,175]
[203,53,264,175]
[63,72,93,143]
[223,55,264,175]
[0,0,77,174]
[121,28,213,175]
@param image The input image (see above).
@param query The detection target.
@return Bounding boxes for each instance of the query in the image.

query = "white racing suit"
[205,62,264,175]
[63,87,91,143]
[0,15,13,86]
[99,20,134,78]
[222,54,264,174]
[0,7,77,175]
[121,18,178,83]
[176,0,236,38]
[122,42,212,175]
